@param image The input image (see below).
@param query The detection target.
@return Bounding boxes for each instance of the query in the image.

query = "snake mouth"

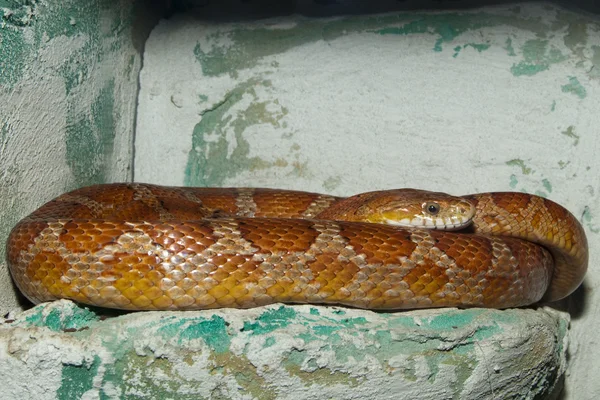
[384,218,473,231]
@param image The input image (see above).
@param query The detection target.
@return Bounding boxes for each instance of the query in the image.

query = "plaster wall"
[0,1,153,311]
[135,3,600,398]
[1,1,599,398]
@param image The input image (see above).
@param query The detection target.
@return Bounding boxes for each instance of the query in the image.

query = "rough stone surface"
[1,2,598,399]
[135,4,600,398]
[0,0,151,311]
[0,300,569,399]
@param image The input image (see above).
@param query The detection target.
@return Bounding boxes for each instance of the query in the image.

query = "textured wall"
[135,3,600,398]
[0,300,570,399]
[0,1,152,311]
[2,1,599,398]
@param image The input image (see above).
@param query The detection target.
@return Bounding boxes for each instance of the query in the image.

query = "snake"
[5,183,588,311]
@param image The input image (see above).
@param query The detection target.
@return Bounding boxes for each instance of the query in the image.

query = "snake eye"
[424,202,440,215]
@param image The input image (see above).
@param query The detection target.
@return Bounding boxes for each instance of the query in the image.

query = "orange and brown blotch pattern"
[5,183,586,311]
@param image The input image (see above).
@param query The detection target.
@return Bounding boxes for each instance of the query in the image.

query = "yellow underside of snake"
[6,183,588,311]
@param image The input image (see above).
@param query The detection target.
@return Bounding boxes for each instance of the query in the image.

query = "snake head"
[328,189,476,230]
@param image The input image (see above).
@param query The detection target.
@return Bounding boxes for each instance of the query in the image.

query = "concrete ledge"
[1,301,568,399]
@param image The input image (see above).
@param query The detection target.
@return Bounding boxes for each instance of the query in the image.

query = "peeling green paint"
[65,79,116,188]
[241,305,297,335]
[58,355,101,400]
[179,315,231,353]
[0,21,28,87]
[193,10,591,79]
[542,179,552,193]
[582,206,599,234]
[0,1,133,90]
[185,78,291,186]
[5,300,569,398]
[561,125,579,146]
[504,37,516,56]
[452,43,490,57]
[22,303,99,332]
[101,352,196,399]
[506,159,533,175]
[561,76,587,99]
[509,174,518,189]
[375,17,490,52]
[510,39,567,77]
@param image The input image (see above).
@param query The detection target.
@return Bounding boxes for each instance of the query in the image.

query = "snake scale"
[6,183,588,311]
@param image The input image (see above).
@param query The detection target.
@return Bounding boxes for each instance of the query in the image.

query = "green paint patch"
[340,316,368,328]
[195,13,489,77]
[388,316,418,329]
[534,190,548,198]
[101,352,192,399]
[374,16,490,52]
[465,43,490,52]
[542,179,552,193]
[264,336,276,347]
[179,316,231,353]
[309,307,320,316]
[582,206,599,234]
[506,159,533,175]
[155,315,231,353]
[22,303,99,332]
[241,306,297,335]
[312,325,341,336]
[504,37,516,56]
[193,10,578,78]
[198,94,208,102]
[452,43,490,58]
[58,355,101,400]
[551,100,556,111]
[427,310,477,330]
[561,76,587,99]
[0,24,29,87]
[185,78,290,186]
[510,39,567,77]
[509,174,518,189]
[561,126,579,146]
[65,79,116,188]
[0,1,37,27]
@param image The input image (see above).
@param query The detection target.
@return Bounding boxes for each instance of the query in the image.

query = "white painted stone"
[135,4,600,398]
[0,301,570,399]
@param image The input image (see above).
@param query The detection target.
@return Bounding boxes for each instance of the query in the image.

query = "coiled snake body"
[6,183,588,311]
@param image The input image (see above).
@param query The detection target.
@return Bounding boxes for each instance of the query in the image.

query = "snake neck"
[315,193,381,221]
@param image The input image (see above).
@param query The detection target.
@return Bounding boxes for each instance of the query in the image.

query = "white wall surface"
[136,3,600,398]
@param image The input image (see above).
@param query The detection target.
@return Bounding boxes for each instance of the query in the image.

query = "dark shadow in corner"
[163,0,600,21]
